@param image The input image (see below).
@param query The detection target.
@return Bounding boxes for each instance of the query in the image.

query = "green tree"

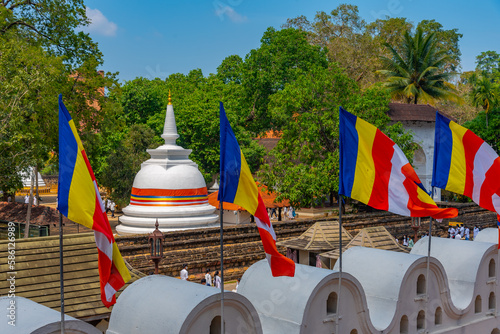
[469,74,499,127]
[259,65,417,208]
[377,27,459,104]
[475,51,500,75]
[100,124,162,206]
[417,20,463,72]
[0,0,117,196]
[465,108,500,155]
[241,27,328,134]
[1,0,101,66]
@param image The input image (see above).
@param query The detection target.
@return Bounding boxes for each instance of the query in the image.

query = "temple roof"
[277,221,352,251]
[320,226,409,259]
[0,233,144,321]
[387,103,455,122]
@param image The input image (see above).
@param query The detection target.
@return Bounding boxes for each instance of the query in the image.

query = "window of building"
[400,315,409,334]
[417,310,425,331]
[475,295,482,313]
[327,292,338,315]
[489,259,496,278]
[434,307,442,325]
[417,274,426,295]
[210,316,222,334]
[489,292,496,310]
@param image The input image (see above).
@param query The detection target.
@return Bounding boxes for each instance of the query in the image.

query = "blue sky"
[83,0,500,83]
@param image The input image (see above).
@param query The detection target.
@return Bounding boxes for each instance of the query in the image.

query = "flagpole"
[219,200,224,334]
[59,212,65,334]
[424,186,434,332]
[336,195,343,334]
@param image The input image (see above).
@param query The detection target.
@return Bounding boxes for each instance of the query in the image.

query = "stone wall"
[116,202,498,283]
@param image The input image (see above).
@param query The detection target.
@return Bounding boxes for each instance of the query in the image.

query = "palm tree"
[470,74,498,127]
[377,28,459,104]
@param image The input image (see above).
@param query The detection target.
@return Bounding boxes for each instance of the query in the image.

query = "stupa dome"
[133,164,207,190]
[116,94,218,235]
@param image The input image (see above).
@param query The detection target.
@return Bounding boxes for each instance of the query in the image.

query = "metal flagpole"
[336,195,343,334]
[219,200,224,334]
[59,212,65,334]
[424,186,434,332]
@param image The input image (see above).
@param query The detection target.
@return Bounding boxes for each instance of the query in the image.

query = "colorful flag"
[339,107,457,219]
[219,102,295,277]
[497,214,500,249]
[432,112,500,218]
[58,95,131,307]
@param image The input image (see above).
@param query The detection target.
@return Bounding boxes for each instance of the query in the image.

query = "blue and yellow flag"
[58,94,130,307]
[219,102,295,277]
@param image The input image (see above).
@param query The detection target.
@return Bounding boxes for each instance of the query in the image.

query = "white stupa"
[116,94,219,235]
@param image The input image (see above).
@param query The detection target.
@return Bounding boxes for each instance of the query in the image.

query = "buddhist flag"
[432,112,500,219]
[58,94,131,307]
[219,102,295,277]
[497,214,500,249]
[339,107,457,219]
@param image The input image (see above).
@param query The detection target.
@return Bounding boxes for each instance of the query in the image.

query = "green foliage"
[417,20,463,72]
[377,27,460,104]
[0,0,117,196]
[464,109,500,154]
[259,65,417,208]
[241,27,328,134]
[1,0,101,67]
[476,51,500,75]
[100,124,162,206]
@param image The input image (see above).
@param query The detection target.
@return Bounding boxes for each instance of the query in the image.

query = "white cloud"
[84,7,118,37]
[215,5,247,23]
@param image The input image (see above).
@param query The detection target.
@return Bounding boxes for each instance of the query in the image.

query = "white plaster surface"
[0,296,99,334]
[117,103,218,235]
[106,275,262,334]
[474,228,499,244]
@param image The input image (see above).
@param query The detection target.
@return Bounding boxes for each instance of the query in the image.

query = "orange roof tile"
[208,183,290,211]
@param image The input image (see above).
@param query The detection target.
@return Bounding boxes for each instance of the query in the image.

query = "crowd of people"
[399,224,481,248]
[267,206,296,220]
[104,198,116,218]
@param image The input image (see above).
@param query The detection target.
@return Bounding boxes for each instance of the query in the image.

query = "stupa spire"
[162,91,179,145]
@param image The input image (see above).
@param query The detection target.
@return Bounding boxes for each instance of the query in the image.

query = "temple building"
[116,95,218,235]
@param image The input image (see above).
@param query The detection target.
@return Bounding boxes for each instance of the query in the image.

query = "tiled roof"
[320,226,409,259]
[277,221,352,251]
[208,183,290,210]
[387,103,439,122]
[0,233,143,321]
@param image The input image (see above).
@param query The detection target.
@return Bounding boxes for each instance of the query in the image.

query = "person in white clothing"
[214,270,221,289]
[459,225,465,238]
[464,226,470,240]
[110,201,116,218]
[473,225,480,240]
[454,233,462,240]
[180,264,188,280]
[205,269,212,286]
[24,195,29,204]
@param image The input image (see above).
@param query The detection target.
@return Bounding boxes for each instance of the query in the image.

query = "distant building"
[387,103,454,201]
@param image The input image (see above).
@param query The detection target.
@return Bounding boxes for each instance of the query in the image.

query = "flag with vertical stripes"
[219,102,295,277]
[339,107,458,219]
[432,112,500,219]
[58,94,131,307]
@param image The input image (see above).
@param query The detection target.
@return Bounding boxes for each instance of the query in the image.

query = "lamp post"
[148,219,164,275]
[411,217,421,243]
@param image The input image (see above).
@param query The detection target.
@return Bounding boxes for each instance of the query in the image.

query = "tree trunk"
[35,165,39,207]
[24,170,34,238]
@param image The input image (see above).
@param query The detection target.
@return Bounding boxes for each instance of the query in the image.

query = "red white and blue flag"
[339,107,457,219]
[219,102,295,277]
